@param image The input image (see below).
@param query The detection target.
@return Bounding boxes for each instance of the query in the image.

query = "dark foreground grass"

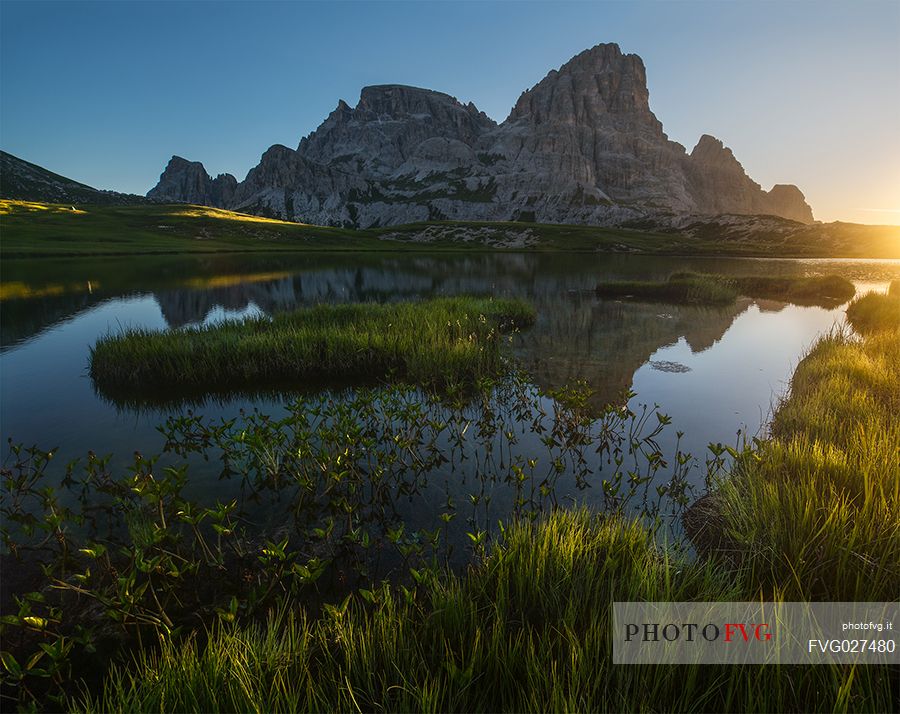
[90,297,535,399]
[596,272,855,307]
[78,508,895,713]
[75,297,900,713]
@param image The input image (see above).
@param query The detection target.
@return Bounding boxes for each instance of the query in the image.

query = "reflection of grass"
[596,272,855,307]
[90,297,535,399]
[846,285,900,334]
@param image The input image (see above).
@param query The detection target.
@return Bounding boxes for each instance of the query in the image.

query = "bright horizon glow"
[1,1,898,225]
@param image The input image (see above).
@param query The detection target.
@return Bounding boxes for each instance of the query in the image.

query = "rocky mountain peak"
[148,42,815,227]
[691,134,737,165]
[355,85,486,122]
[147,155,237,206]
[766,184,814,223]
[296,84,495,176]
[507,42,657,129]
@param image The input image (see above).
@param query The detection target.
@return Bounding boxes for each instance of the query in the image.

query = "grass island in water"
[595,272,856,307]
[89,297,535,402]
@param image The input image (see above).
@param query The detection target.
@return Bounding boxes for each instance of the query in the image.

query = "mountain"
[148,43,814,228]
[1,151,147,205]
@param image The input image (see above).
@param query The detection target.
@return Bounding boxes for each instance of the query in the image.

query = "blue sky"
[2,0,898,224]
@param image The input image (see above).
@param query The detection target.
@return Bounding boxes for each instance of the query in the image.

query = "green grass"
[595,273,738,304]
[3,199,899,259]
[73,297,900,713]
[846,290,900,334]
[89,297,535,401]
[716,322,900,602]
[77,509,894,713]
[5,283,898,712]
[726,274,856,306]
[596,272,855,307]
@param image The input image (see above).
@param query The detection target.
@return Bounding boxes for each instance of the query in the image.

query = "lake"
[2,251,898,566]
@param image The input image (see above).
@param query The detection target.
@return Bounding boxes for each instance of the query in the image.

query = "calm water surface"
[2,251,898,546]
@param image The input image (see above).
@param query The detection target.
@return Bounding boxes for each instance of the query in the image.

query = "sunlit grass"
[4,200,900,258]
[173,205,308,225]
[89,297,536,400]
[845,290,900,333]
[0,199,86,215]
[717,314,900,601]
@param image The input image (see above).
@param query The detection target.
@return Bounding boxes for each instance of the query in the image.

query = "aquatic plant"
[89,297,536,402]
[715,325,900,601]
[0,375,693,709]
[595,273,737,305]
[596,272,855,307]
[845,290,900,333]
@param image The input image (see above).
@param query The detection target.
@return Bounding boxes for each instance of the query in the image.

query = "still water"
[2,251,898,549]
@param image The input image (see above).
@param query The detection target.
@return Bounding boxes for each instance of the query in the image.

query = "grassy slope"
[90,298,536,403]
[78,296,900,713]
[3,200,900,258]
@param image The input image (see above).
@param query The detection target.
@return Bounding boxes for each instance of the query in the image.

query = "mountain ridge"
[147,43,814,228]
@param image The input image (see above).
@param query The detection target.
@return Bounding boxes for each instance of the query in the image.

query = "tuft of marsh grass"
[846,290,900,334]
[717,324,900,601]
[76,509,895,713]
[595,273,737,305]
[89,297,535,399]
[596,272,855,307]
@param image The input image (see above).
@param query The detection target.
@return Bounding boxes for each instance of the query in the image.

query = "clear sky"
[2,0,898,224]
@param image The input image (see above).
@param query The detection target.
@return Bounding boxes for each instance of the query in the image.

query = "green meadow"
[3,199,900,258]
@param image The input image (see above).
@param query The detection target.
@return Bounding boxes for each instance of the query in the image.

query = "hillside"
[2,200,898,259]
[0,151,147,205]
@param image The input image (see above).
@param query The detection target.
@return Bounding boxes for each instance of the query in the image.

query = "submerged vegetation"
[89,297,535,401]
[596,271,855,307]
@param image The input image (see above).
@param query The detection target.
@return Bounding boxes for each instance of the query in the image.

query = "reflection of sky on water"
[631,303,843,461]
[1,252,897,532]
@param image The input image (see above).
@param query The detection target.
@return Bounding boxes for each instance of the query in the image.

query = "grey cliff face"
[147,156,237,207]
[147,42,815,227]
